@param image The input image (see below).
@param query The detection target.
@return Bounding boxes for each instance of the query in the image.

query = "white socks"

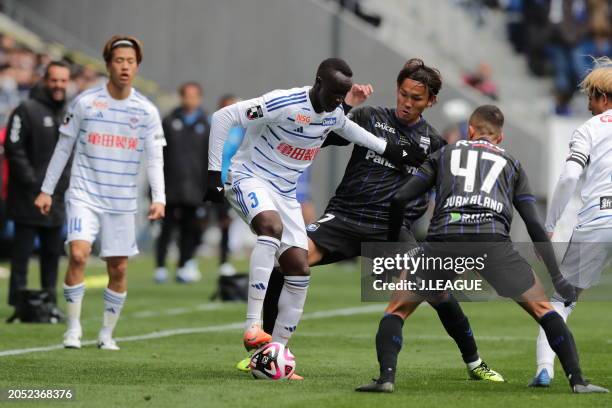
[272,275,310,345]
[535,294,576,378]
[467,358,483,371]
[245,236,280,330]
[63,283,85,333]
[99,288,127,340]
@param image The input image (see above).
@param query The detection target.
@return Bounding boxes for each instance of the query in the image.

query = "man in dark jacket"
[154,81,209,283]
[5,61,71,311]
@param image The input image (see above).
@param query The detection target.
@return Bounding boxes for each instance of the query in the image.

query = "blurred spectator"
[0,64,20,125]
[572,0,611,80]
[154,81,209,284]
[546,0,590,115]
[463,62,499,99]
[522,0,555,76]
[4,61,71,317]
[504,0,528,53]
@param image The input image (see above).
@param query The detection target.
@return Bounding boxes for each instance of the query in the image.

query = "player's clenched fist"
[148,202,165,220]
[203,170,224,203]
[34,192,53,215]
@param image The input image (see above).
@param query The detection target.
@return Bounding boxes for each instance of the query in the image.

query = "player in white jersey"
[204,58,416,370]
[34,36,166,351]
[530,57,612,388]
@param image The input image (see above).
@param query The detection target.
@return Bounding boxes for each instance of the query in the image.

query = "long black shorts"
[306,213,416,266]
[419,234,535,299]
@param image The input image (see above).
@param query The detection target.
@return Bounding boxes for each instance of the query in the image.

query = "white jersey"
[209,86,386,198]
[59,85,166,213]
[568,108,612,230]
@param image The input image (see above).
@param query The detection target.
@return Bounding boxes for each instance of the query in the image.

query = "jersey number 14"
[450,149,507,194]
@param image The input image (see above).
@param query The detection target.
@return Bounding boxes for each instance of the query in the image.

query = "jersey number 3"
[450,149,507,194]
[248,192,259,208]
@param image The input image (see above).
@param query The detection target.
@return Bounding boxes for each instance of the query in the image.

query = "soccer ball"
[249,342,296,380]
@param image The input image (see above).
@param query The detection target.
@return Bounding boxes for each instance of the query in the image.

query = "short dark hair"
[469,105,504,136]
[102,35,143,65]
[316,58,353,79]
[44,60,71,79]
[179,81,203,96]
[397,58,442,97]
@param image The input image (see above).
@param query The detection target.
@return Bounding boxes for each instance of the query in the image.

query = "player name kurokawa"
[443,194,504,213]
[373,279,483,292]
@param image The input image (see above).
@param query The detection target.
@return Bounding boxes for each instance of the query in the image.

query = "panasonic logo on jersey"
[375,122,396,134]
[365,150,396,169]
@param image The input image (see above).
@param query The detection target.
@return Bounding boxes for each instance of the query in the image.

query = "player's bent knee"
[69,250,89,269]
[532,301,554,319]
[253,213,283,239]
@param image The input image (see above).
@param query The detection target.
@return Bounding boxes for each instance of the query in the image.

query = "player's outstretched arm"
[35,134,77,215]
[514,191,576,301]
[545,160,583,234]
[388,171,435,241]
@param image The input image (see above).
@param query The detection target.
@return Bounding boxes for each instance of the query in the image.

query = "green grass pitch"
[0,256,610,407]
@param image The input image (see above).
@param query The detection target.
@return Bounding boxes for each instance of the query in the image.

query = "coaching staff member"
[5,61,71,313]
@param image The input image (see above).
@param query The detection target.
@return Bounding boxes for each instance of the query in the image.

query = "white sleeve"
[41,133,76,195]
[544,125,592,232]
[566,126,591,168]
[334,116,387,154]
[545,159,583,232]
[208,94,292,171]
[145,109,166,204]
[209,103,244,171]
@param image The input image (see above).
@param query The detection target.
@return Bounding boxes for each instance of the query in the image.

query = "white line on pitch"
[0,305,383,358]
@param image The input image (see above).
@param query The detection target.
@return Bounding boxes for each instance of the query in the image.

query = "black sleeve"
[513,166,561,279]
[4,105,36,185]
[322,104,360,148]
[388,158,437,241]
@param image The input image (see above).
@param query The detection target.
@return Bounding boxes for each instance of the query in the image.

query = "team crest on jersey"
[419,136,431,153]
[129,117,140,126]
[62,112,73,125]
[601,115,612,123]
[321,117,336,127]
[246,105,264,120]
[43,116,54,127]
[306,223,319,232]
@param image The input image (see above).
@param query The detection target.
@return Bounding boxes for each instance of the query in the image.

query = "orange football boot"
[243,323,272,351]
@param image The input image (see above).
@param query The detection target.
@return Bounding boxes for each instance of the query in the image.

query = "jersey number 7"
[450,149,507,194]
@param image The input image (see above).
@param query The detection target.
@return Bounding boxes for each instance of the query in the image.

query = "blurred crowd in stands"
[458,0,611,115]
[0,34,104,126]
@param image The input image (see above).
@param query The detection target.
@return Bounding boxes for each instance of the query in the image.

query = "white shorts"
[66,200,139,258]
[560,227,612,289]
[225,175,307,252]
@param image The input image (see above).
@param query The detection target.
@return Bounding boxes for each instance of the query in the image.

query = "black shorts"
[306,213,416,266]
[418,234,535,299]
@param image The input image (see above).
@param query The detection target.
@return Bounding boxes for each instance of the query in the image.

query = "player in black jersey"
[245,60,503,382]
[356,105,608,394]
